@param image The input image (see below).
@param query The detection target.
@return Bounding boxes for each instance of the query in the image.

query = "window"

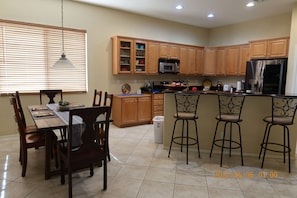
[0,19,87,94]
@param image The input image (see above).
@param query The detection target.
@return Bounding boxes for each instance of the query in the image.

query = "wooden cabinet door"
[249,40,267,59]
[121,97,138,125]
[238,44,250,76]
[159,43,180,59]
[267,38,289,58]
[187,47,197,74]
[138,96,151,122]
[179,46,188,74]
[147,42,159,74]
[225,46,239,75]
[112,36,134,74]
[196,47,204,75]
[134,40,147,73]
[203,47,217,76]
[169,44,180,59]
[216,47,225,76]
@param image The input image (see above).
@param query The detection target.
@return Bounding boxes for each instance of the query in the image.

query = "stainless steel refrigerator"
[244,58,287,95]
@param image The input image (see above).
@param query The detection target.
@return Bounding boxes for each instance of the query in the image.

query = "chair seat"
[216,114,242,122]
[174,112,198,119]
[263,116,293,125]
[26,133,45,144]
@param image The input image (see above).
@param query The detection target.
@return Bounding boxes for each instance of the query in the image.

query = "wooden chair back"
[59,106,111,197]
[103,91,113,107]
[40,89,63,104]
[92,89,103,106]
[13,91,27,127]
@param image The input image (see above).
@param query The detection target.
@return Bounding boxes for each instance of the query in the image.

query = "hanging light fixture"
[52,0,74,68]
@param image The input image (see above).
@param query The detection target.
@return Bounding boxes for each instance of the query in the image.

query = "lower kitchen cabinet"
[151,93,164,119]
[112,94,152,127]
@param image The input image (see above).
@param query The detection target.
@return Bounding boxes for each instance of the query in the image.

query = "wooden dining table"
[28,103,84,180]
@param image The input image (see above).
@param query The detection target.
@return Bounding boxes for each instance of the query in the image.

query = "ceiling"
[73,0,297,28]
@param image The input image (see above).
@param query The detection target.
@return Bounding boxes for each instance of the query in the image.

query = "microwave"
[158,58,180,74]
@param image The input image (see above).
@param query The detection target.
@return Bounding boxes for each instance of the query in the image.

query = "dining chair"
[40,89,63,104]
[10,93,58,177]
[102,92,113,161]
[58,106,112,198]
[259,95,297,173]
[92,89,103,106]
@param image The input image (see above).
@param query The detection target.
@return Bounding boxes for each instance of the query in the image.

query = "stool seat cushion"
[263,116,293,125]
[174,112,198,119]
[216,114,242,122]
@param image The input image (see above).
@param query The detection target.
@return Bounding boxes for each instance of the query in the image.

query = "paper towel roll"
[236,81,241,91]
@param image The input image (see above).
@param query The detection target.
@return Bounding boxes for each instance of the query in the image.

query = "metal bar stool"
[258,95,297,173]
[168,92,200,164]
[209,94,245,167]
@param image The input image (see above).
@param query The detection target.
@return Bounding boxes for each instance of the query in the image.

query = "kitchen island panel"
[164,93,297,157]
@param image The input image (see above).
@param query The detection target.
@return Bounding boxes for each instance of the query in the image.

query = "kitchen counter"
[163,92,297,157]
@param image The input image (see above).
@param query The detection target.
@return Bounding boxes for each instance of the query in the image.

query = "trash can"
[153,116,164,144]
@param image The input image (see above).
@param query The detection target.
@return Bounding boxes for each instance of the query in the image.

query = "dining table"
[28,103,85,180]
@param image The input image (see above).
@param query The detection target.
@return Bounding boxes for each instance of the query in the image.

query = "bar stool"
[259,95,297,173]
[168,92,200,164]
[209,94,245,167]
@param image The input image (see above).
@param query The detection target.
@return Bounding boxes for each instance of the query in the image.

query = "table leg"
[45,130,52,180]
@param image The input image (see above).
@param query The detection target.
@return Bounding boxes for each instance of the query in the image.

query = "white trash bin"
[153,116,164,144]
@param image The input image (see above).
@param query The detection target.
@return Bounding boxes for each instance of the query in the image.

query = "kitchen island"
[163,91,297,157]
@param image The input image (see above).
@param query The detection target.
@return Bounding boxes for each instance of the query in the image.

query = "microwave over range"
[158,58,180,74]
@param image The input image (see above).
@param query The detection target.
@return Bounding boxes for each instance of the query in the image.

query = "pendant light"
[52,0,74,68]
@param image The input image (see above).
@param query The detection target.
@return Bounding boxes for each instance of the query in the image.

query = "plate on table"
[121,83,131,94]
[33,111,55,118]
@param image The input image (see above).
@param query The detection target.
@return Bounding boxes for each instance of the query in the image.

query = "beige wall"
[0,0,295,135]
[208,13,292,46]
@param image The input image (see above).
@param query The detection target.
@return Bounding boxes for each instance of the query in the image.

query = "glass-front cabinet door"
[134,40,147,73]
[119,39,133,73]
[112,36,147,74]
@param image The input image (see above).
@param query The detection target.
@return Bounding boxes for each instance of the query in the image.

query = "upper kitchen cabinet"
[159,43,180,59]
[134,40,147,73]
[203,47,217,76]
[216,47,226,76]
[112,36,147,74]
[196,47,204,75]
[179,45,198,75]
[147,41,160,74]
[225,45,240,76]
[249,37,289,59]
[238,44,250,76]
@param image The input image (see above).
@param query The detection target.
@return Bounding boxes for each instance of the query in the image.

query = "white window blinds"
[0,19,87,94]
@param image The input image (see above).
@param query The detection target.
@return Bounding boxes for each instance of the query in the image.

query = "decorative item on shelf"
[121,83,131,94]
[52,0,74,69]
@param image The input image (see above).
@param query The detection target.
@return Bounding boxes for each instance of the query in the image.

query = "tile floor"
[1,124,297,197]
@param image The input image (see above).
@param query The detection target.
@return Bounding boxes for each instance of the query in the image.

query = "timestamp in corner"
[214,170,278,179]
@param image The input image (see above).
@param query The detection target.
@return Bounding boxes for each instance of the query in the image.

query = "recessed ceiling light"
[208,13,215,18]
[246,1,255,7]
[176,5,184,10]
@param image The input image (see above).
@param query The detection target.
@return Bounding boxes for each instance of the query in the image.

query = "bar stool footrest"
[213,139,242,150]
[261,142,291,153]
[172,136,198,146]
